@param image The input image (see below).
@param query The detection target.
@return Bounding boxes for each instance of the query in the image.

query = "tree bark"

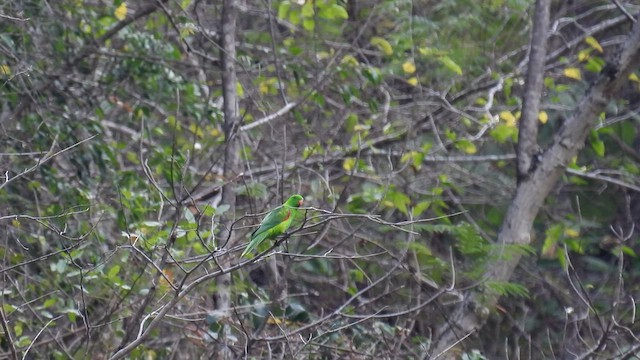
[431,10,640,359]
[216,0,240,358]
[516,0,550,180]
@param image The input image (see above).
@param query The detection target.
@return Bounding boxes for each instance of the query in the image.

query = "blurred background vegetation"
[0,0,639,358]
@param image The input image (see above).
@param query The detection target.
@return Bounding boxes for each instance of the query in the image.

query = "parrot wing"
[241,206,291,258]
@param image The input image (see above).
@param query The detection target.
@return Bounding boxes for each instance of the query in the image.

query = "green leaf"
[344,113,358,133]
[455,139,477,154]
[14,322,22,336]
[407,241,432,256]
[621,245,637,257]
[349,269,364,282]
[370,37,393,56]
[384,190,411,215]
[301,2,314,17]
[326,4,349,19]
[544,77,555,88]
[289,9,301,25]
[43,298,57,308]
[107,265,121,279]
[302,19,315,31]
[278,1,291,20]
[361,66,382,85]
[201,205,216,217]
[453,223,487,256]
[589,130,605,157]
[490,124,518,143]
[486,281,529,298]
[439,56,462,75]
[542,223,563,257]
[367,98,379,112]
[584,57,605,73]
[412,201,431,217]
[565,238,585,254]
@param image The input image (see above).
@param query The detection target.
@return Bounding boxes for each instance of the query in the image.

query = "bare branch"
[239,101,299,132]
[0,13,30,21]
[611,0,637,23]
[0,306,18,360]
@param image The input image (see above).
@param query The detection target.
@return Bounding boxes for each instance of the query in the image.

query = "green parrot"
[241,194,304,258]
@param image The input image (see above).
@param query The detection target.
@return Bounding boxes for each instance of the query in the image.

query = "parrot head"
[286,194,304,207]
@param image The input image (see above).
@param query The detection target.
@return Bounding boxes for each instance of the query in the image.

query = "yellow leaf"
[114,2,127,21]
[267,316,291,325]
[259,81,269,95]
[563,67,582,80]
[406,77,418,86]
[578,49,591,62]
[341,54,359,67]
[400,152,412,164]
[461,142,477,154]
[370,36,393,56]
[564,228,580,238]
[188,123,204,138]
[0,64,11,76]
[538,111,548,124]
[629,72,639,82]
[80,20,92,34]
[343,157,356,172]
[236,81,244,97]
[418,47,435,56]
[585,36,603,53]
[180,24,196,39]
[499,111,517,127]
[400,151,422,170]
[317,51,331,60]
[402,61,416,74]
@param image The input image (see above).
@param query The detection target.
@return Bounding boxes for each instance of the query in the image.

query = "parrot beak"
[298,199,304,207]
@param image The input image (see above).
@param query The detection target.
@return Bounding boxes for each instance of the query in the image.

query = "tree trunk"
[216,0,240,358]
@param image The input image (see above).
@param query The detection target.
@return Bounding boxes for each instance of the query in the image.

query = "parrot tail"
[241,231,270,258]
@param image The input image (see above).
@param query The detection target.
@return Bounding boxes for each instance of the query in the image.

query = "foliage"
[0,0,639,359]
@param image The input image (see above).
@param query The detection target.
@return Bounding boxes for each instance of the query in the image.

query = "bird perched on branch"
[241,194,304,258]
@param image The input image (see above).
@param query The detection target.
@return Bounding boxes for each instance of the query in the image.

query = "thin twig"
[611,0,637,23]
[0,134,98,191]
[22,316,63,360]
[0,13,30,21]
[0,306,18,360]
